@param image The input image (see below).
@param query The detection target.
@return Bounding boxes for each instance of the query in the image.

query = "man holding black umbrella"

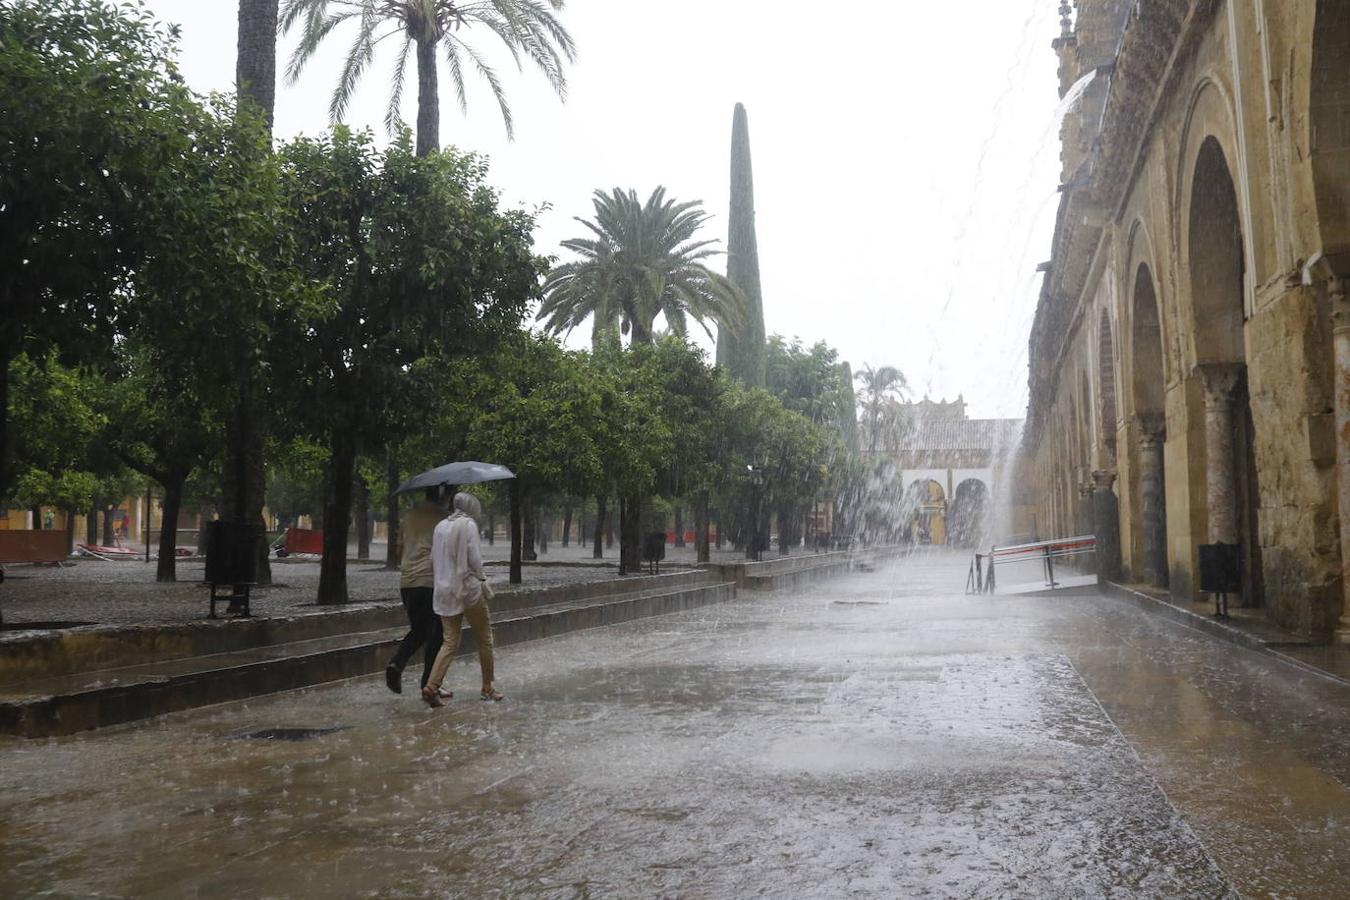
[385,486,448,695]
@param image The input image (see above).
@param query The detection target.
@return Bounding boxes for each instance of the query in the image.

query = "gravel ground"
[0,558,647,626]
[0,539,819,627]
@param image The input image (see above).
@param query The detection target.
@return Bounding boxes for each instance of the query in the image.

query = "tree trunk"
[63,509,75,555]
[523,496,538,561]
[605,497,615,549]
[695,492,711,563]
[673,503,685,548]
[0,346,10,502]
[354,472,370,560]
[593,494,606,559]
[714,506,724,549]
[30,506,42,530]
[156,479,185,582]
[101,507,115,546]
[85,510,98,546]
[317,436,356,604]
[487,513,495,546]
[384,457,400,568]
[618,491,642,575]
[235,0,279,132]
[223,398,271,585]
[509,480,523,584]
[561,505,572,548]
[414,34,439,157]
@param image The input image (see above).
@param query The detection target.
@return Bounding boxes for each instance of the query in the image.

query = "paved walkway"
[4,551,1349,896]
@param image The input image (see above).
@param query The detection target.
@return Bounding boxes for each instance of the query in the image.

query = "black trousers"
[390,587,443,688]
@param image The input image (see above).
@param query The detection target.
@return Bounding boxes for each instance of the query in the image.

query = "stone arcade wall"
[1023,0,1350,639]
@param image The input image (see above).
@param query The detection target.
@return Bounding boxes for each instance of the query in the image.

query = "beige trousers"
[425,601,495,691]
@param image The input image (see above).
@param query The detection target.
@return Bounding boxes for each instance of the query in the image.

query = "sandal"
[421,685,445,708]
[480,687,504,702]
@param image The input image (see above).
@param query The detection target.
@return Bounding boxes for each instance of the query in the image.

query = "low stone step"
[0,580,736,739]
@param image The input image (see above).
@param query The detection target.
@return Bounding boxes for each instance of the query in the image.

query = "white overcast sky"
[145,0,1062,419]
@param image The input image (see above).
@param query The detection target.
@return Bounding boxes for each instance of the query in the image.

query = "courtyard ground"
[4,551,1349,896]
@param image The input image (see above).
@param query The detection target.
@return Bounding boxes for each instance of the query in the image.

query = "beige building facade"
[1023,0,1349,638]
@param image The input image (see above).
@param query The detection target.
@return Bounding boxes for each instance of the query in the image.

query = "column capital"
[1195,363,1243,406]
[1134,413,1166,446]
[1330,276,1350,331]
[1091,469,1118,490]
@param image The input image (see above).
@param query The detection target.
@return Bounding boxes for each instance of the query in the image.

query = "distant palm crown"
[539,187,748,347]
[280,0,574,141]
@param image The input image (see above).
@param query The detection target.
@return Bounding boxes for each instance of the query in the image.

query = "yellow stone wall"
[1024,0,1350,638]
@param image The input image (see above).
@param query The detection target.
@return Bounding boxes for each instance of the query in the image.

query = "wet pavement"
[3,552,1348,897]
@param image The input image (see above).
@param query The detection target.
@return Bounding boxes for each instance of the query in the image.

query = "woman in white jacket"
[422,492,503,707]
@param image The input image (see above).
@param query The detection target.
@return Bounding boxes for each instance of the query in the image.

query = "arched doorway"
[949,479,990,549]
[1188,136,1263,606]
[1132,262,1168,587]
[904,479,947,546]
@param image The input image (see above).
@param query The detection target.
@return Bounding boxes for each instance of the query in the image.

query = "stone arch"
[949,479,990,549]
[1131,264,1166,419]
[1098,309,1118,460]
[1185,136,1264,606]
[1311,2,1350,265]
[1176,78,1249,328]
[1189,137,1247,363]
[1132,262,1168,588]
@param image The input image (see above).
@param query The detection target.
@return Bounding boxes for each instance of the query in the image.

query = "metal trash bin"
[205,521,261,618]
[643,531,666,574]
[1198,542,1241,618]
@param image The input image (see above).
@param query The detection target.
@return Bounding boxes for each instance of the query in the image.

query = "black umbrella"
[394,461,516,495]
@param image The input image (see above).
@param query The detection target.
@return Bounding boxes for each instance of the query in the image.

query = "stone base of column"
[1335,617,1350,644]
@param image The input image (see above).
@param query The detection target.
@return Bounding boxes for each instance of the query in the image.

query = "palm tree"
[237,0,280,130]
[280,0,576,156]
[854,364,907,454]
[539,187,747,346]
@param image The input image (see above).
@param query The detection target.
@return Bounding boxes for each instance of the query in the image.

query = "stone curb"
[0,581,736,739]
[0,569,712,683]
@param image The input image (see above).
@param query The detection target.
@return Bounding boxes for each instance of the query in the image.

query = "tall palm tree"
[280,0,575,156]
[854,363,907,454]
[237,0,280,130]
[539,187,746,346]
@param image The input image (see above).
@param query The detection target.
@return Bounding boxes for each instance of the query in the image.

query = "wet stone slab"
[0,552,1248,898]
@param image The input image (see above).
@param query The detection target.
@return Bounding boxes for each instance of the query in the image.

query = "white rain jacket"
[431,511,483,617]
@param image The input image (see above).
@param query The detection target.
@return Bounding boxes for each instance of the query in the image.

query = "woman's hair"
[452,492,482,519]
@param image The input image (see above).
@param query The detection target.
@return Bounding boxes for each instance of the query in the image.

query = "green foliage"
[716,103,766,387]
[464,335,606,497]
[539,187,746,346]
[765,336,857,440]
[274,127,542,455]
[855,363,908,454]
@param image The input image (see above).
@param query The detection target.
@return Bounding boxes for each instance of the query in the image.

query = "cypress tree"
[716,102,766,387]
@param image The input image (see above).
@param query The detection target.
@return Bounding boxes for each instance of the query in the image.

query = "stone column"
[1328,275,1350,641]
[1198,364,1243,545]
[1077,480,1093,537]
[1092,469,1122,584]
[1137,415,1167,586]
